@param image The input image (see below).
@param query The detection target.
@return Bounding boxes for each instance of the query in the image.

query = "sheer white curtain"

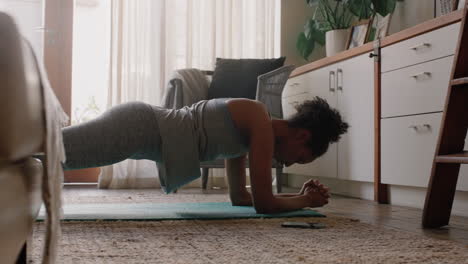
[99,0,279,189]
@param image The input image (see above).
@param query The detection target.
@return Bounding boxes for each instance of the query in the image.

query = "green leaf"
[304,19,315,39]
[372,0,396,17]
[306,0,319,7]
[348,0,373,20]
[304,18,326,45]
[367,26,376,42]
[297,32,315,61]
[312,27,326,46]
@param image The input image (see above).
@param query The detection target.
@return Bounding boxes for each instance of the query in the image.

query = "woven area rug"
[32,187,466,263]
[32,216,468,264]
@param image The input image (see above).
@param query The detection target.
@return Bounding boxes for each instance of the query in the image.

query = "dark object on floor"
[281,222,326,229]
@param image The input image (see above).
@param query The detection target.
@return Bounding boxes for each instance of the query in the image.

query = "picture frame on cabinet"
[439,0,456,15]
[346,19,372,50]
[367,14,392,42]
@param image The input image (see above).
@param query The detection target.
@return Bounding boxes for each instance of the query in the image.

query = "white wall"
[279,0,324,67]
[389,0,435,35]
[279,0,437,67]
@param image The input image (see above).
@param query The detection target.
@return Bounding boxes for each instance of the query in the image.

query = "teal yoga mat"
[38,202,325,221]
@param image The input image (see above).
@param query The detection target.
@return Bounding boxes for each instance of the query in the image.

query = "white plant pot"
[325,29,350,57]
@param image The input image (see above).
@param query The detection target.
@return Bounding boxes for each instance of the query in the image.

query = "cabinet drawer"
[381,22,460,73]
[283,75,309,98]
[282,93,311,119]
[381,56,452,118]
[382,112,442,187]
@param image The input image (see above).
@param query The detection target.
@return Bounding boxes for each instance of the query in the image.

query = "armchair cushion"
[207,57,286,100]
[0,14,45,161]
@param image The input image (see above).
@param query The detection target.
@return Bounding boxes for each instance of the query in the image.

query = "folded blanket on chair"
[30,38,69,264]
[161,68,209,109]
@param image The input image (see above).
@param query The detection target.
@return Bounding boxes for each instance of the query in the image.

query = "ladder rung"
[435,151,468,164]
[451,78,468,86]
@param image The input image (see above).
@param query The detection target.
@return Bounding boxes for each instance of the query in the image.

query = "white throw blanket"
[31,40,69,264]
[161,68,209,109]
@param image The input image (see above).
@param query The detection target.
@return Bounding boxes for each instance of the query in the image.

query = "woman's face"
[274,129,316,167]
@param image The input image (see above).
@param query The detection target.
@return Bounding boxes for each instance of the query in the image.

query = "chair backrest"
[256,65,295,119]
[0,12,45,162]
[203,65,295,119]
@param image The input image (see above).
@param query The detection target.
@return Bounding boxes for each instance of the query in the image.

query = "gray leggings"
[62,102,162,170]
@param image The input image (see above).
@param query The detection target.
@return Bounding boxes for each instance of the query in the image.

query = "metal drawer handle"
[410,43,431,50]
[410,72,431,79]
[329,71,336,92]
[337,68,343,91]
[408,124,432,132]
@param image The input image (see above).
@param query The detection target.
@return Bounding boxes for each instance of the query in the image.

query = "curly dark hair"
[287,96,349,157]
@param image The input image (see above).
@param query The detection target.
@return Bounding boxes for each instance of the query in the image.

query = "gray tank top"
[152,98,249,193]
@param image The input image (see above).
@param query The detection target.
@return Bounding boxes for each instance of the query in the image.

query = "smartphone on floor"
[281,222,326,229]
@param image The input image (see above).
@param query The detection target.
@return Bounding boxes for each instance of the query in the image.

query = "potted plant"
[297,0,353,59]
[297,0,397,60]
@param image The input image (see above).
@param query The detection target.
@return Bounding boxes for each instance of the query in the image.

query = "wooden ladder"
[422,3,468,228]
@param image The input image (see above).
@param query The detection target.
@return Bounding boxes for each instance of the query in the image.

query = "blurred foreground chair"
[0,12,67,264]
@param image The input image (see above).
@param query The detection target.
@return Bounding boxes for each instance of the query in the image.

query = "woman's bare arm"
[225,155,252,206]
[243,102,324,213]
[226,99,328,213]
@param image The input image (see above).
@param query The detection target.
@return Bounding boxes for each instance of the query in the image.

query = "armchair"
[0,12,68,264]
[0,14,46,264]
[163,64,295,193]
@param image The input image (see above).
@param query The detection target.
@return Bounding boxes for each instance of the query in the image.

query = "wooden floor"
[64,185,468,245]
[313,192,468,245]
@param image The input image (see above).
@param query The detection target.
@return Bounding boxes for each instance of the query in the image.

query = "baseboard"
[288,174,468,218]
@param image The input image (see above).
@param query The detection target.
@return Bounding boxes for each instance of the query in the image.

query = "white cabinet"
[380,21,468,191]
[382,113,442,187]
[283,22,466,190]
[337,54,375,182]
[381,22,460,72]
[382,113,468,191]
[381,56,454,118]
[300,64,339,179]
[283,53,375,182]
[283,64,338,179]
[283,75,309,99]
